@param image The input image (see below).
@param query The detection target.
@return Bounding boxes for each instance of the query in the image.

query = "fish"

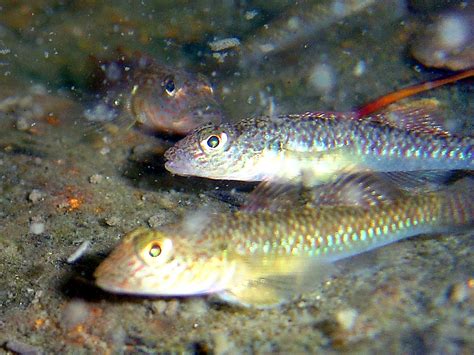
[164,100,473,187]
[85,54,223,135]
[94,177,473,308]
[164,68,474,186]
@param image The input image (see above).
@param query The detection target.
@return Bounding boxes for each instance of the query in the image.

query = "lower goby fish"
[86,54,223,135]
[94,178,473,308]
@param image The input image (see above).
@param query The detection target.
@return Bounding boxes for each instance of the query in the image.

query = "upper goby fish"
[165,70,473,184]
[94,178,473,308]
[164,100,473,186]
[86,54,223,135]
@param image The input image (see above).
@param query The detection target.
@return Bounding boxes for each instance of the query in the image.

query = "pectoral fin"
[218,255,336,308]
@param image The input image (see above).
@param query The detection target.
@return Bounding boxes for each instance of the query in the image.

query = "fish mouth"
[159,105,222,135]
[164,159,193,176]
[95,277,128,294]
[134,98,222,134]
[185,103,223,125]
[163,145,195,176]
[94,266,134,295]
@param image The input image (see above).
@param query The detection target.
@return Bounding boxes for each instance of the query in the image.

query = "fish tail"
[440,178,474,228]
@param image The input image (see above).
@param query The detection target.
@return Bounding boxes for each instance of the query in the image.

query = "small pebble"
[156,194,179,209]
[147,210,174,228]
[286,16,300,31]
[28,189,44,203]
[100,147,110,155]
[107,325,127,352]
[164,299,180,318]
[29,222,45,235]
[353,60,366,77]
[89,174,104,184]
[31,290,44,305]
[29,84,47,96]
[66,240,90,264]
[449,282,469,303]
[152,300,168,314]
[335,308,358,331]
[181,298,208,319]
[244,10,258,20]
[15,117,31,131]
[5,340,42,355]
[61,299,90,330]
[309,63,335,94]
[212,52,228,64]
[213,331,236,355]
[258,43,276,54]
[208,37,240,52]
[437,14,469,50]
[105,216,121,227]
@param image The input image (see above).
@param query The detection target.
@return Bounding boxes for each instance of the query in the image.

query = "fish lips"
[164,155,195,176]
[163,137,203,176]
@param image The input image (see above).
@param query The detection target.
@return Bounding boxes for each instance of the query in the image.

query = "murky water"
[0,1,472,353]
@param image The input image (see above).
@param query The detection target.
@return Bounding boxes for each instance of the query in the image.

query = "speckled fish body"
[88,55,223,135]
[94,181,473,307]
[164,109,473,185]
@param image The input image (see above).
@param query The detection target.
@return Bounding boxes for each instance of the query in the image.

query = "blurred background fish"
[85,53,224,135]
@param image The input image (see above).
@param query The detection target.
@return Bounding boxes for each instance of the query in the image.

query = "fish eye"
[200,132,228,152]
[148,242,162,258]
[207,135,220,148]
[163,78,176,96]
[137,236,173,265]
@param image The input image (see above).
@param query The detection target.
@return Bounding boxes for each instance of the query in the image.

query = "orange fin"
[370,99,452,137]
[356,68,474,118]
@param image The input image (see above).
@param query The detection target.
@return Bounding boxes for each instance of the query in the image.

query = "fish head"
[131,62,223,135]
[164,118,268,180]
[94,227,234,297]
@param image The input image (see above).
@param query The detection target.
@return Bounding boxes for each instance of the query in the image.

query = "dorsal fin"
[306,173,399,208]
[369,99,452,137]
[243,170,459,212]
[242,179,302,212]
[243,173,401,212]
